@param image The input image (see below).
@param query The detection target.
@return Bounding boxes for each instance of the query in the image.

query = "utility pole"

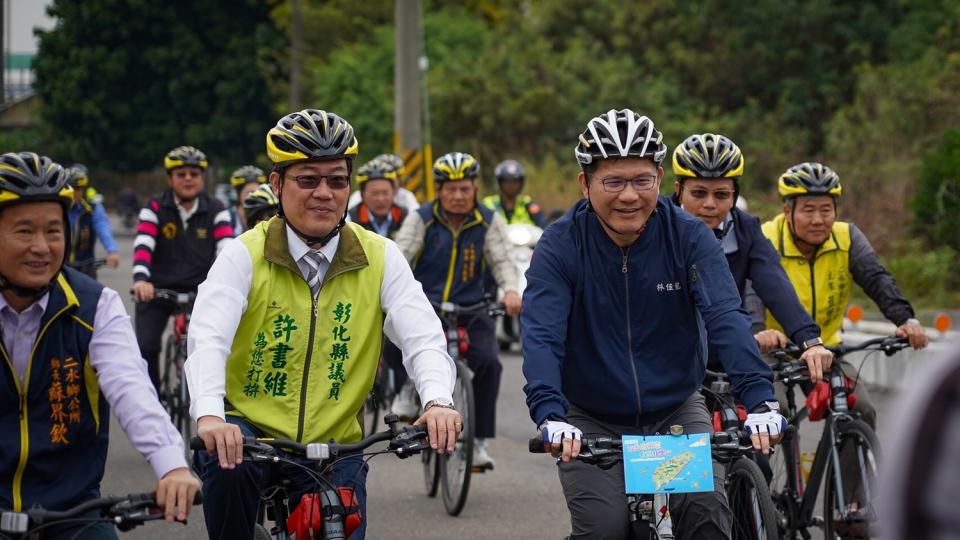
[394,0,432,200]
[289,0,303,110]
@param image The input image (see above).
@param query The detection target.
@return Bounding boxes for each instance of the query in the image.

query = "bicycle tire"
[177,348,193,457]
[766,428,802,540]
[822,419,881,540]
[423,443,440,497]
[440,359,475,516]
[727,457,779,540]
[160,334,179,422]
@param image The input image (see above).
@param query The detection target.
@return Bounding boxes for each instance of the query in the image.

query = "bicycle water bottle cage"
[805,377,857,421]
[457,327,470,356]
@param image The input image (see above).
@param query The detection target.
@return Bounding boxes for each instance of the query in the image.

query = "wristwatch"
[422,398,455,412]
[801,337,824,351]
[905,318,921,326]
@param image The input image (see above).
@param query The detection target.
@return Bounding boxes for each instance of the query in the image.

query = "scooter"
[495,223,542,350]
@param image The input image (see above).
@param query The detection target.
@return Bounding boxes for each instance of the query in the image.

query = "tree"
[33,0,283,172]
[913,128,960,252]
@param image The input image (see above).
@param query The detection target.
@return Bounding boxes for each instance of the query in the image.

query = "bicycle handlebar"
[153,289,197,306]
[189,416,430,462]
[528,431,755,469]
[0,491,202,534]
[431,300,505,319]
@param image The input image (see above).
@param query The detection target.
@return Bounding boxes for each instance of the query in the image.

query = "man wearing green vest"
[759,162,927,532]
[186,109,461,540]
[481,159,547,227]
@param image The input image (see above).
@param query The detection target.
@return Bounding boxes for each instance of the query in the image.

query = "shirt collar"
[285,223,340,263]
[0,291,49,316]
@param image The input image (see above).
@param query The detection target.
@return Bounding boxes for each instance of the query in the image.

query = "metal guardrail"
[840,319,957,391]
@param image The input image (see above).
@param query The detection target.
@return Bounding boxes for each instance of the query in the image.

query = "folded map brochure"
[622,434,714,494]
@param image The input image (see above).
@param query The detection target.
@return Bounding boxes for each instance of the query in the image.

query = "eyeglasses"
[290,174,350,191]
[599,176,658,193]
[687,188,735,201]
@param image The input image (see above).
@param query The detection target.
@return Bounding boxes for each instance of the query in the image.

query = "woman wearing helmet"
[671,134,830,381]
[0,152,200,535]
[187,109,460,540]
[522,109,784,540]
[228,165,267,234]
[394,151,521,469]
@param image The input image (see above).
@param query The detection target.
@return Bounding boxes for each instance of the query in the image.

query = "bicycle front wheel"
[440,359,475,516]
[160,334,179,421]
[823,419,881,540]
[727,457,779,540]
[423,442,440,497]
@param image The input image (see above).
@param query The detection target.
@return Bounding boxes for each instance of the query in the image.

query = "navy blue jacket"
[521,197,774,426]
[412,201,493,305]
[0,268,108,511]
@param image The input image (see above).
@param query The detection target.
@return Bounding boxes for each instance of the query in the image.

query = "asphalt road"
[94,217,895,539]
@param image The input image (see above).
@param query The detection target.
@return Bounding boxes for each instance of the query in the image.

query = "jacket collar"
[263,217,369,282]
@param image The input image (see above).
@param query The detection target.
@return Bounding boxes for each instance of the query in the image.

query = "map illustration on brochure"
[622,434,714,494]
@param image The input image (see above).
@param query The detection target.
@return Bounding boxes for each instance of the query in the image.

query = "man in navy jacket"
[521,110,785,540]
[670,133,833,382]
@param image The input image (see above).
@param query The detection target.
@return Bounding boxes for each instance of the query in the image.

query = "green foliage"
[33,0,283,172]
[913,128,960,252]
[850,239,960,310]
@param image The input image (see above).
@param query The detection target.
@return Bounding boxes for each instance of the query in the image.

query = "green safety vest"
[225,217,385,443]
[482,194,539,225]
[761,213,852,346]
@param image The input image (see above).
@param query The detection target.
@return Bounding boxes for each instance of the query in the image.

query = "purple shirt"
[0,287,186,479]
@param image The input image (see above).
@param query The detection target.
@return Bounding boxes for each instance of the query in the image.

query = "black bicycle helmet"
[672,134,744,179]
[243,184,280,225]
[164,146,208,171]
[0,151,74,298]
[434,152,480,184]
[575,109,668,168]
[230,165,267,188]
[494,160,525,186]
[266,109,359,169]
[778,162,842,199]
[355,157,399,189]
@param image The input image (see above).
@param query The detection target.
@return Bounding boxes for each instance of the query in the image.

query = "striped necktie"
[302,250,324,297]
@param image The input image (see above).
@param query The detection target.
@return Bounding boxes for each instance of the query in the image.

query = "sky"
[7,0,55,53]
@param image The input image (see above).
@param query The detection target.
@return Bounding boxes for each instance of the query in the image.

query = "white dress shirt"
[0,287,187,480]
[186,223,455,422]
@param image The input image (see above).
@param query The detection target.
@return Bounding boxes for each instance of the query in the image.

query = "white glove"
[744,411,787,437]
[540,420,583,445]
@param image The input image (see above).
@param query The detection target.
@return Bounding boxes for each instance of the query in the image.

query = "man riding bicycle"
[757,162,928,531]
[481,159,547,227]
[132,146,234,392]
[241,184,279,228]
[521,109,785,540]
[348,153,420,212]
[186,109,461,540]
[348,156,409,239]
[65,165,120,280]
[395,151,521,470]
[0,152,199,539]
[671,133,833,382]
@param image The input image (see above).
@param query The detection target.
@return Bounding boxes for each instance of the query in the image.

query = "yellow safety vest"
[225,218,386,443]
[761,214,852,346]
[482,194,539,225]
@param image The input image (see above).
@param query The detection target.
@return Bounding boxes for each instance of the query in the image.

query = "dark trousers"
[459,312,501,439]
[134,297,176,392]
[560,393,732,540]
[382,339,407,391]
[193,416,369,540]
[40,509,118,539]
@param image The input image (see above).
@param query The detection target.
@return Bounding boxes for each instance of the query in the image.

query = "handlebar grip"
[189,436,205,451]
[528,437,547,453]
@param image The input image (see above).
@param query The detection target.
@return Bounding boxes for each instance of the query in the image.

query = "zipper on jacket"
[808,260,817,323]
[442,230,460,302]
[296,295,318,443]
[621,247,643,422]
